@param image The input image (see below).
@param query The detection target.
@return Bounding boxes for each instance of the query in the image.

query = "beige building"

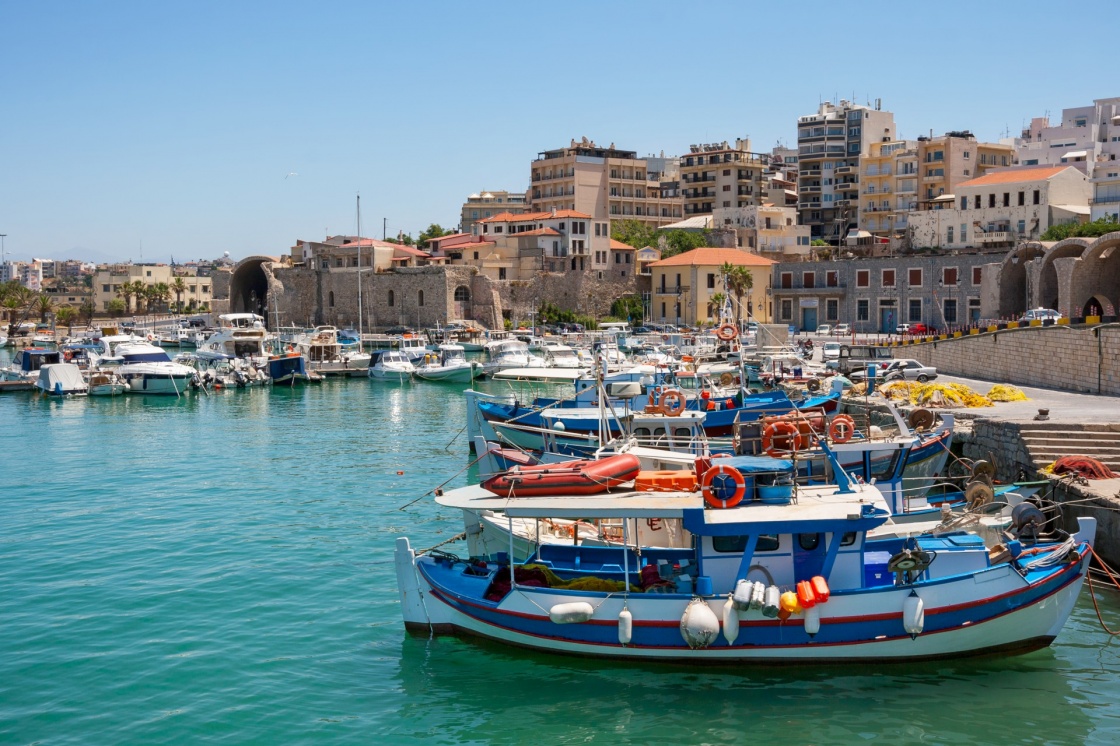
[529,138,682,228]
[460,190,528,233]
[797,99,897,242]
[680,139,766,217]
[712,204,811,259]
[93,264,214,313]
[908,165,1091,249]
[916,131,1014,210]
[454,209,607,280]
[859,139,919,242]
[647,247,775,326]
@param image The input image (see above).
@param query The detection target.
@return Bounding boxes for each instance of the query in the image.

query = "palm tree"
[117,282,137,315]
[171,277,187,314]
[1,282,34,336]
[33,293,56,324]
[707,292,726,323]
[723,265,753,329]
[56,306,78,336]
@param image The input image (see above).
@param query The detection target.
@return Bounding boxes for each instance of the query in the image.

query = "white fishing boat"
[414,344,482,383]
[297,326,371,377]
[369,350,415,382]
[195,313,272,363]
[1,347,62,383]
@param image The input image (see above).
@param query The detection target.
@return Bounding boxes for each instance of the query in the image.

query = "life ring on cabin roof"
[659,389,686,416]
[762,421,803,456]
[715,323,738,341]
[701,464,747,509]
[829,414,856,444]
[719,372,734,387]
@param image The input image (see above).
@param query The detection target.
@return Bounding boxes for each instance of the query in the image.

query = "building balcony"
[799,168,822,177]
[1090,195,1120,205]
[800,185,822,193]
[774,285,847,296]
[975,231,1012,243]
[835,165,855,175]
[922,175,943,182]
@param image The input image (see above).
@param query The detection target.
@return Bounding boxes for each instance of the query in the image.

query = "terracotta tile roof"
[428,232,471,243]
[392,245,431,257]
[957,165,1072,188]
[478,209,592,223]
[610,239,636,250]
[449,241,495,250]
[648,248,775,268]
[512,228,561,237]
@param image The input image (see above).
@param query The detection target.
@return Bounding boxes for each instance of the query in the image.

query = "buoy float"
[750,581,765,610]
[780,591,802,616]
[811,575,830,603]
[549,602,595,624]
[618,608,633,645]
[701,464,747,509]
[902,591,925,639]
[660,389,686,416]
[804,605,821,637]
[829,414,856,443]
[732,579,753,611]
[797,580,817,609]
[722,597,740,645]
[715,323,738,341]
[680,598,720,649]
[762,421,803,456]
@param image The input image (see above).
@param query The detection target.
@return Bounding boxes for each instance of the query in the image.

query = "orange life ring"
[659,389,685,416]
[648,386,663,407]
[762,421,803,455]
[701,464,747,509]
[829,414,856,443]
[715,323,738,341]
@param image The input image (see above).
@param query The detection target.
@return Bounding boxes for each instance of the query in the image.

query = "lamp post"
[0,234,6,265]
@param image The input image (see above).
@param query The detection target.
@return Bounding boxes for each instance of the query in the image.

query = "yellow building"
[93,264,213,314]
[859,140,919,244]
[647,248,774,326]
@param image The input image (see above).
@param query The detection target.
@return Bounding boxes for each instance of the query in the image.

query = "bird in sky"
[285,172,298,179]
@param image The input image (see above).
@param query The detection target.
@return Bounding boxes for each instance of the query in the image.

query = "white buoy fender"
[723,597,739,645]
[618,608,633,645]
[680,598,720,649]
[902,591,925,639]
[750,580,765,610]
[804,604,821,637]
[549,601,595,624]
[732,579,752,611]
[762,585,781,618]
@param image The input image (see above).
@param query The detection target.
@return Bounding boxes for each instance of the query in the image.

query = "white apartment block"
[712,204,811,259]
[908,165,1090,250]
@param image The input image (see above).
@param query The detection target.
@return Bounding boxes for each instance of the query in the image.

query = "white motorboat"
[195,313,272,363]
[482,339,544,376]
[395,335,431,364]
[369,350,415,382]
[414,344,481,383]
[109,342,197,395]
[2,347,62,383]
[87,370,129,396]
[540,343,586,370]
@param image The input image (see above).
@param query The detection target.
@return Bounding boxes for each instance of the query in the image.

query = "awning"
[1061,150,1088,159]
[1051,204,1091,215]
[783,188,799,197]
[846,230,871,238]
[931,193,956,202]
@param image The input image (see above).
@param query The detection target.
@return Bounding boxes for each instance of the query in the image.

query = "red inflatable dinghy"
[481,453,642,497]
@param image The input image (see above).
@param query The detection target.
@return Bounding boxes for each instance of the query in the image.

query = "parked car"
[822,341,841,367]
[834,323,851,336]
[882,359,938,382]
[1019,308,1061,323]
[815,324,832,336]
[895,323,910,334]
[385,325,415,335]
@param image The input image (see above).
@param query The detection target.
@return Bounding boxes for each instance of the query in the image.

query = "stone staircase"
[1018,423,1120,473]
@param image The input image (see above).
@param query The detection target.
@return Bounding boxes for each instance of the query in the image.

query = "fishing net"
[987,384,1030,402]
[1042,456,1120,479]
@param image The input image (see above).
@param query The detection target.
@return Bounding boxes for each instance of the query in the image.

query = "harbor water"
[3,355,1120,744]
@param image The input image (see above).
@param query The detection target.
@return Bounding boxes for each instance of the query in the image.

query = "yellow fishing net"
[987,384,1030,402]
[522,564,640,593]
[859,381,994,408]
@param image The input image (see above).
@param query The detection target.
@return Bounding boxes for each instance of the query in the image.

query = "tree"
[1040,216,1120,242]
[417,224,454,248]
[811,239,829,246]
[171,277,187,313]
[1,281,34,336]
[151,282,171,313]
[610,219,658,251]
[708,292,726,322]
[79,300,96,327]
[117,281,138,314]
[107,298,126,318]
[56,306,78,335]
[661,230,708,258]
[32,293,56,324]
[722,264,753,328]
[609,295,644,322]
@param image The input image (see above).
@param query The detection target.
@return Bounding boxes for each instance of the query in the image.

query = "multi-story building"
[93,264,214,313]
[459,209,606,280]
[915,132,1014,210]
[1093,166,1120,222]
[908,165,1091,250]
[647,247,774,326]
[529,138,683,228]
[679,139,766,217]
[859,140,919,243]
[796,99,896,242]
[0,261,21,284]
[460,190,528,234]
[712,204,811,259]
[771,253,996,333]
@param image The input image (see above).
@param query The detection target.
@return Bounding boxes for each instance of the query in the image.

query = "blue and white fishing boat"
[267,351,319,386]
[395,444,1096,663]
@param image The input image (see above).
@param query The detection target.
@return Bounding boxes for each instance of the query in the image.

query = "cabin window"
[798,533,822,551]
[633,427,651,438]
[673,427,691,437]
[652,427,666,437]
[841,531,857,546]
[712,534,780,553]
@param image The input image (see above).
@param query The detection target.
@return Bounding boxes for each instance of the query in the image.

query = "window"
[972,266,983,285]
[798,533,822,551]
[388,290,395,307]
[943,267,958,286]
[707,273,715,289]
[988,194,996,208]
[856,270,869,288]
[713,534,780,552]
[1003,193,1010,207]
[943,298,957,324]
[960,196,968,210]
[418,290,425,306]
[826,270,838,287]
[328,291,335,307]
[1033,190,1040,205]
[473,252,479,260]
[826,298,838,321]
[908,268,922,287]
[947,226,954,244]
[781,272,792,289]
[909,298,922,322]
[803,271,815,289]
[1018,219,1026,235]
[454,286,470,301]
[723,185,730,192]
[857,299,869,321]
[963,151,970,159]
[102,284,110,292]
[781,299,793,320]
[881,269,895,288]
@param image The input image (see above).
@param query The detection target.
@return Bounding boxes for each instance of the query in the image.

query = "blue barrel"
[867,363,877,394]
[695,576,713,596]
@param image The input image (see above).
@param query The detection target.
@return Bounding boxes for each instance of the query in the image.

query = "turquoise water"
[3,355,1120,745]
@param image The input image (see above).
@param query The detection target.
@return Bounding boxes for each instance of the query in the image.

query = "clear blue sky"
[1,0,1113,264]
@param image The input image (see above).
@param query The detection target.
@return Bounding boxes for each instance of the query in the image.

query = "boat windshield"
[122,351,173,363]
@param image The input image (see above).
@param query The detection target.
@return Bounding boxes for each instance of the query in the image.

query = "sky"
[1,0,1114,265]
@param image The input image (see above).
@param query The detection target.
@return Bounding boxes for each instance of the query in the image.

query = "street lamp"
[0,234,6,265]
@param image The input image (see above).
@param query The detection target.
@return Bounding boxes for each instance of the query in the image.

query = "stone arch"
[1082,294,1111,318]
[230,256,278,317]
[453,285,470,302]
[996,242,1046,318]
[1037,238,1088,312]
[1074,232,1120,319]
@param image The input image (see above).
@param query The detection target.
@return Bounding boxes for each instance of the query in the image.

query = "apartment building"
[711,204,811,259]
[908,165,1091,249]
[648,247,774,326]
[460,190,528,234]
[529,138,682,228]
[796,100,896,242]
[93,264,213,313]
[679,139,766,217]
[916,132,1013,209]
[465,209,606,280]
[859,140,919,241]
